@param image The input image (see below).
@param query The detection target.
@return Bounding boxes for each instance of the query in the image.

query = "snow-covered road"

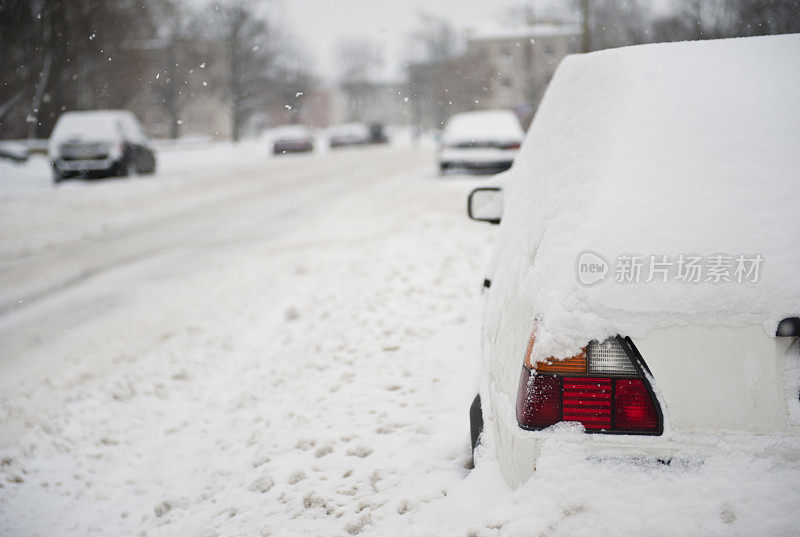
[0,145,497,536]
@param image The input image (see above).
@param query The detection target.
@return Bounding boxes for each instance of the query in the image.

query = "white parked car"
[439,110,524,174]
[49,109,155,183]
[467,35,800,488]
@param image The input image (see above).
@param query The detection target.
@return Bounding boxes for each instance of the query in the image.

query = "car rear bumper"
[489,391,800,488]
[440,147,518,172]
[273,142,314,153]
[53,158,117,172]
[443,161,514,172]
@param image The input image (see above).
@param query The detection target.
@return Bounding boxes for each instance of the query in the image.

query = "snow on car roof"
[443,110,524,144]
[49,110,136,150]
[492,34,800,361]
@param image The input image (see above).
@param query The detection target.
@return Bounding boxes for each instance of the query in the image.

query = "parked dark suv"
[48,110,156,183]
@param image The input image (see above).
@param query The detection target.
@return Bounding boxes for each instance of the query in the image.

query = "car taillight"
[516,336,662,434]
[501,142,521,150]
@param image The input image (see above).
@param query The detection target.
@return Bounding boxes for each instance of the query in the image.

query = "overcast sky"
[267,0,676,84]
[275,0,562,83]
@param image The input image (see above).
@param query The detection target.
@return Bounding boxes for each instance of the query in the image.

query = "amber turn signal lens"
[536,353,587,373]
[524,334,587,373]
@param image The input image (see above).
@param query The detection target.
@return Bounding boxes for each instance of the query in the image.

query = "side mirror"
[467,187,503,224]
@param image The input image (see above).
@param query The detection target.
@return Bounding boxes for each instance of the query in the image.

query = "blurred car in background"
[439,109,524,175]
[271,125,315,154]
[368,123,389,144]
[328,123,371,149]
[48,110,156,183]
[0,141,29,163]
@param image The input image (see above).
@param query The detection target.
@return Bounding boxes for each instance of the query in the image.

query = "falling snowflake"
[285,105,292,110]
[200,62,206,69]
[295,91,303,98]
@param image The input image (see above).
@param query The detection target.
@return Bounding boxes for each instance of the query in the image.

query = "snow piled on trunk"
[493,34,800,361]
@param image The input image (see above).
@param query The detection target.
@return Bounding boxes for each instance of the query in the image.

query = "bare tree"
[406,12,494,130]
[582,0,651,51]
[270,60,316,124]
[137,2,209,139]
[207,0,281,140]
[0,0,156,139]
[730,0,800,34]
[336,38,383,122]
[411,11,459,62]
[650,0,800,43]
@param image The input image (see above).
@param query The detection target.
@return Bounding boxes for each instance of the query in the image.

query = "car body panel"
[483,317,800,488]
[440,147,519,171]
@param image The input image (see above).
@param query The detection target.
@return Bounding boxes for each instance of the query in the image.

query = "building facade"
[465,22,581,122]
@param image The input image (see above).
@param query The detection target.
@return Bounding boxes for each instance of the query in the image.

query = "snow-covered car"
[467,35,800,488]
[0,141,28,163]
[49,109,156,183]
[328,123,370,148]
[439,109,524,174]
[271,125,315,154]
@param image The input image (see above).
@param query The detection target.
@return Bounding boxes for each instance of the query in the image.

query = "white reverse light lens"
[587,338,637,375]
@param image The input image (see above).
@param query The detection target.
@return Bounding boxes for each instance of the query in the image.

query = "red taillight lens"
[613,378,659,431]
[562,377,612,430]
[516,336,662,435]
[516,372,561,428]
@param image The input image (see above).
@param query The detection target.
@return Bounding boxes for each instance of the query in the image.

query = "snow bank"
[492,34,800,360]
[443,110,524,146]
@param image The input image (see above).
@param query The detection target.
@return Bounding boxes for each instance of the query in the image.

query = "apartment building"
[466,22,581,120]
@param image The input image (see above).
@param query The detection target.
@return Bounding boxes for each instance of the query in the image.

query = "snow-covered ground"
[1,141,799,536]
[0,142,495,536]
